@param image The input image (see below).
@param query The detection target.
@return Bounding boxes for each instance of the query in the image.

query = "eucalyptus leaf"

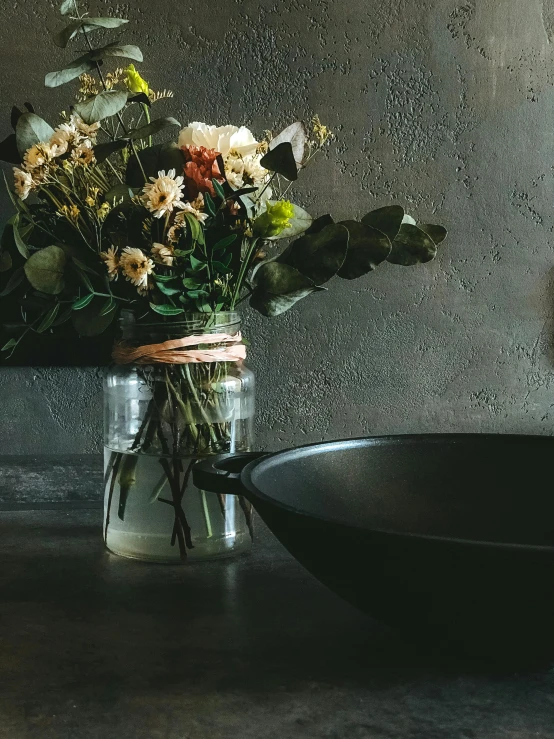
[52,306,74,327]
[126,143,185,187]
[103,183,135,202]
[128,117,180,141]
[260,141,298,181]
[305,214,334,235]
[418,223,448,246]
[15,114,55,156]
[53,17,129,48]
[60,0,76,14]
[0,251,12,273]
[250,261,322,317]
[337,220,391,279]
[269,122,306,165]
[278,223,349,285]
[74,90,128,124]
[149,303,185,316]
[85,43,143,63]
[37,303,60,333]
[94,139,128,163]
[72,293,95,310]
[23,245,66,294]
[71,296,117,336]
[45,60,96,88]
[0,267,25,297]
[13,222,30,259]
[361,205,404,243]
[266,201,313,240]
[387,224,437,266]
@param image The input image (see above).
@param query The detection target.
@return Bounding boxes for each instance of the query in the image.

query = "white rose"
[178,122,258,157]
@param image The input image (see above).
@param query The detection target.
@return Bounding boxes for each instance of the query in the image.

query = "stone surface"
[0,508,553,739]
[1,0,554,455]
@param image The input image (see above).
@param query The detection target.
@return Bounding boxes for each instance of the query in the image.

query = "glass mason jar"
[103,311,255,563]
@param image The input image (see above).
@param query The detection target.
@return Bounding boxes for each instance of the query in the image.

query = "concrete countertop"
[0,508,553,738]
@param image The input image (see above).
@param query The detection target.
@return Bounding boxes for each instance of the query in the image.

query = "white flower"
[142,169,186,218]
[178,122,259,157]
[70,114,100,139]
[13,167,33,200]
[99,246,119,280]
[242,153,269,187]
[119,246,154,290]
[151,242,175,266]
[49,127,72,157]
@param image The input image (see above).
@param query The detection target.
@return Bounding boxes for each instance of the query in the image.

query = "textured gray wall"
[1,0,554,456]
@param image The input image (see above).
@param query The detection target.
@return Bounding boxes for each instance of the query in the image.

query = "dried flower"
[119,246,154,290]
[24,144,51,171]
[151,242,175,266]
[49,127,72,157]
[181,145,223,199]
[97,202,111,221]
[70,114,100,139]
[100,246,119,280]
[311,115,333,146]
[13,167,33,200]
[71,141,95,166]
[142,169,186,218]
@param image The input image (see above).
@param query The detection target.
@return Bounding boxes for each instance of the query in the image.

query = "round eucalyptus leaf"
[128,117,181,141]
[15,114,55,156]
[269,122,306,165]
[45,60,96,89]
[387,224,437,266]
[74,90,128,125]
[278,223,349,285]
[250,261,322,317]
[266,201,313,241]
[337,220,391,279]
[418,223,447,246]
[361,205,404,243]
[260,142,298,181]
[53,17,129,48]
[23,245,66,294]
[126,143,185,187]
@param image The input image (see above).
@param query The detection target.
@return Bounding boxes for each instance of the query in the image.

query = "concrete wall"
[1,0,554,457]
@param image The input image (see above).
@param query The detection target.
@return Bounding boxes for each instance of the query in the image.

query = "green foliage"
[149,303,185,316]
[24,245,66,294]
[126,143,185,187]
[337,220,391,279]
[128,117,180,141]
[72,293,95,310]
[15,114,54,156]
[387,224,437,266]
[74,90,128,124]
[250,262,322,317]
[53,17,129,49]
[260,141,298,181]
[36,303,60,332]
[361,205,404,242]
[269,122,306,165]
[45,60,96,88]
[266,202,312,240]
[71,296,117,336]
[277,223,349,286]
[94,140,128,164]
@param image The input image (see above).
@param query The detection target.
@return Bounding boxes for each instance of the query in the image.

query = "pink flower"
[181,145,224,199]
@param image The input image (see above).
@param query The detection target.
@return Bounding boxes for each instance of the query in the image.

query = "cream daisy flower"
[142,169,186,219]
[151,242,175,267]
[175,193,209,225]
[49,127,72,157]
[71,141,95,166]
[119,246,154,290]
[70,114,100,139]
[100,246,119,280]
[24,143,52,171]
[13,167,33,200]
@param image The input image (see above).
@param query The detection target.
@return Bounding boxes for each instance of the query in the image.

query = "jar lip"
[120,310,241,329]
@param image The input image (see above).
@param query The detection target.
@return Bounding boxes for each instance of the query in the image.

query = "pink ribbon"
[112,332,246,365]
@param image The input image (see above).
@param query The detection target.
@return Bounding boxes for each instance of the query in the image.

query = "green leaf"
[23,245,66,294]
[277,223,349,285]
[418,223,447,246]
[260,141,298,181]
[305,214,334,235]
[45,60,96,88]
[85,43,143,63]
[0,133,21,164]
[149,303,185,316]
[189,255,205,271]
[212,234,237,251]
[71,296,117,336]
[204,192,216,216]
[99,297,116,316]
[52,306,74,327]
[1,338,17,352]
[212,260,231,274]
[185,213,203,243]
[387,224,437,266]
[212,179,226,201]
[182,277,200,289]
[53,17,129,48]
[361,205,404,243]
[269,122,306,165]
[0,251,12,272]
[103,182,135,201]
[74,90,128,124]
[128,93,151,107]
[156,281,181,297]
[13,222,30,259]
[266,201,313,240]
[60,0,76,14]
[72,293,95,310]
[337,220,391,279]
[250,261,323,317]
[94,139,128,164]
[0,267,25,297]
[36,303,60,333]
[154,274,179,284]
[15,114,55,156]
[74,267,94,292]
[128,117,180,141]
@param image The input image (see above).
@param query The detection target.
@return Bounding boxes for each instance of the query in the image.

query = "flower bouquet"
[0,1,446,560]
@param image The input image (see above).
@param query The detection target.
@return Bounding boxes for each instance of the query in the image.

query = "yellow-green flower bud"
[253,200,295,238]
[125,64,149,95]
